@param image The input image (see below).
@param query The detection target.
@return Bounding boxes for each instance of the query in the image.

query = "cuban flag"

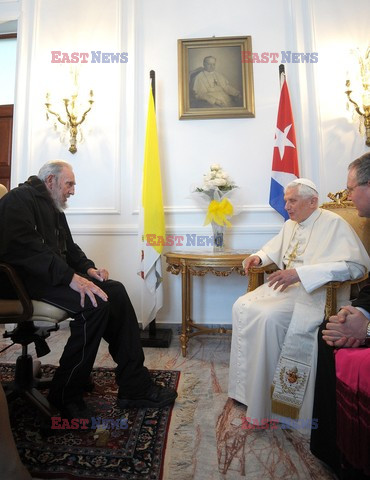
[269,76,299,220]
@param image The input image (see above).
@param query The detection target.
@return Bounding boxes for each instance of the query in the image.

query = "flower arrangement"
[193,164,238,228]
[195,163,237,195]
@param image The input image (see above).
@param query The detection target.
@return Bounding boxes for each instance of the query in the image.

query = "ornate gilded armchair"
[248,191,369,319]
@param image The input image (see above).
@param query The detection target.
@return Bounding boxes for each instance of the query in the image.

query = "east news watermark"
[241,51,318,63]
[51,416,128,430]
[146,234,218,247]
[50,51,128,63]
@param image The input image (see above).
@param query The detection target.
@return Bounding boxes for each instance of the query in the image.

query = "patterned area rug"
[1,364,179,480]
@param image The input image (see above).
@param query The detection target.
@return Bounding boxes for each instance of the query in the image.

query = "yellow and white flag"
[138,85,165,329]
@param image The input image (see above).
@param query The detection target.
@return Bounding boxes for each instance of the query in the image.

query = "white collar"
[298,208,321,228]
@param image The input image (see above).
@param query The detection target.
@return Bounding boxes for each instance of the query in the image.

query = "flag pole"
[150,69,155,105]
[147,71,157,338]
[140,70,172,348]
[279,64,285,87]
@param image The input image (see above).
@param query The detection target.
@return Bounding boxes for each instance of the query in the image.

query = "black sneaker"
[117,384,178,409]
[59,398,95,428]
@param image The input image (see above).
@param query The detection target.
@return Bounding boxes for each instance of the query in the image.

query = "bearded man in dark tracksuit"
[0,160,177,420]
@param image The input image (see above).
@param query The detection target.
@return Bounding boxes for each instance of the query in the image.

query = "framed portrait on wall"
[178,36,255,120]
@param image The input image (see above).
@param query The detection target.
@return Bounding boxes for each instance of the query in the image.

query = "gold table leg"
[165,251,249,356]
[180,264,189,357]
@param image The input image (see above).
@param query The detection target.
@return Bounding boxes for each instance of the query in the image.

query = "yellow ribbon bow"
[204,198,234,227]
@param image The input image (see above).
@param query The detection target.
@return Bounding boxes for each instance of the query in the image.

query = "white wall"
[4,0,370,326]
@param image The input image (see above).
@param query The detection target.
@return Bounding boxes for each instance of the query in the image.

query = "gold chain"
[285,209,323,269]
[286,242,299,269]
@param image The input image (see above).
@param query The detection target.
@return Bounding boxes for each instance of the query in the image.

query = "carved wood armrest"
[247,264,278,292]
[324,272,369,319]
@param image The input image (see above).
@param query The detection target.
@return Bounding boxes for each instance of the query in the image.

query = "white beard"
[50,189,67,212]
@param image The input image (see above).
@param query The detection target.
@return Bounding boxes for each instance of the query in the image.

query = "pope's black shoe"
[117,383,178,409]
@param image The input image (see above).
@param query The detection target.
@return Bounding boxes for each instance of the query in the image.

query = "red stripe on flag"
[272,80,299,176]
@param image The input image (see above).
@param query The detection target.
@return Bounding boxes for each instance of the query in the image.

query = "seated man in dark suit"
[310,152,370,478]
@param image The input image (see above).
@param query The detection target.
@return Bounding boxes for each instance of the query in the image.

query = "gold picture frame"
[178,36,255,120]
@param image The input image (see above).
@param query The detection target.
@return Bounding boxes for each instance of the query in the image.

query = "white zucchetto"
[290,178,318,193]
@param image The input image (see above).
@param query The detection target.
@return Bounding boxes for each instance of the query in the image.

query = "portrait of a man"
[178,37,255,120]
[190,54,243,108]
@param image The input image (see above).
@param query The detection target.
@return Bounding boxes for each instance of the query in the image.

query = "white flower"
[213,177,227,186]
[203,181,214,190]
[194,164,238,195]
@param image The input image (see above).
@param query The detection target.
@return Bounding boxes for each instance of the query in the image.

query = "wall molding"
[65,207,121,215]
[70,223,281,236]
[130,203,277,215]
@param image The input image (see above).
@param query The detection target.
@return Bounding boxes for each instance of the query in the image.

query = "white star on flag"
[274,124,296,160]
[269,76,299,220]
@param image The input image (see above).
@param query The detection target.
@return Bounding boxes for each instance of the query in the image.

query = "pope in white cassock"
[228,178,370,433]
[192,56,242,108]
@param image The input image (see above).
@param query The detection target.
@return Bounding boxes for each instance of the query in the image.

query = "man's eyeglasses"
[346,181,369,194]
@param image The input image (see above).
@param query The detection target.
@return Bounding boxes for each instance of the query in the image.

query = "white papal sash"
[271,290,325,419]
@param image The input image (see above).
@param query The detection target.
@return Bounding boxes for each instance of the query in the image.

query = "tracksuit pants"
[30,278,152,407]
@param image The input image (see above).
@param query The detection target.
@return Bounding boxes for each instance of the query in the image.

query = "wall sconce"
[345,46,370,147]
[45,88,94,154]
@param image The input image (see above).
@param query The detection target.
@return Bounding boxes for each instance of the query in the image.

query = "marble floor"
[0,323,338,480]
